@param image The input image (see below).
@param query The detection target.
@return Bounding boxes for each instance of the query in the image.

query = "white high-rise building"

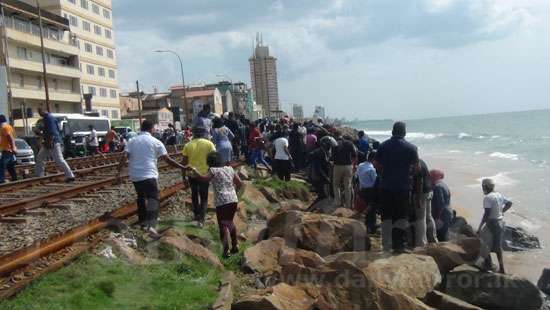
[249,33,279,118]
[23,0,120,119]
[0,0,82,130]
[314,106,325,120]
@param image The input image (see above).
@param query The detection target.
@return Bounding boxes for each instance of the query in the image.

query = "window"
[107,49,114,59]
[53,79,58,90]
[88,86,96,96]
[94,25,101,35]
[31,24,40,35]
[82,21,90,32]
[100,88,107,97]
[48,28,59,40]
[104,29,112,39]
[98,67,105,77]
[17,74,24,87]
[101,110,109,117]
[81,0,88,10]
[92,4,100,14]
[86,64,95,75]
[16,47,27,59]
[111,110,119,119]
[69,15,78,27]
[103,9,111,19]
[14,18,30,33]
[110,89,117,98]
[84,43,92,53]
[96,46,103,56]
[108,69,115,79]
[37,76,42,89]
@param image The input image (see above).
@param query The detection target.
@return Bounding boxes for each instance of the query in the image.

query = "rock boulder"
[267,210,370,256]
[415,238,480,275]
[445,270,544,310]
[158,229,223,268]
[363,254,442,299]
[503,225,541,251]
[538,268,550,296]
[424,290,483,310]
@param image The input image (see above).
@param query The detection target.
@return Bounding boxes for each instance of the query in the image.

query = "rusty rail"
[0,182,186,277]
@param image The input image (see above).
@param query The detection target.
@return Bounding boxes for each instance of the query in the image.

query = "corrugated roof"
[185,89,215,98]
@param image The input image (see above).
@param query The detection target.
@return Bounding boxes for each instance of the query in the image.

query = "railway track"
[0,180,187,299]
[0,153,184,219]
[7,144,184,179]
[0,159,242,300]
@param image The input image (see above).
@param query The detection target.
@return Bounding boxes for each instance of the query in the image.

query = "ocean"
[347,109,550,281]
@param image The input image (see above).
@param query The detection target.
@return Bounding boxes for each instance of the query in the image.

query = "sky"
[113,0,550,120]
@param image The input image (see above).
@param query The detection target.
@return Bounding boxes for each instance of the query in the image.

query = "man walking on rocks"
[117,120,185,237]
[332,133,357,209]
[375,122,419,253]
[0,115,17,183]
[35,108,75,182]
[476,178,513,274]
[182,126,216,227]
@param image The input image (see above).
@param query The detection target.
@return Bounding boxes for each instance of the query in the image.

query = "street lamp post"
[154,50,185,123]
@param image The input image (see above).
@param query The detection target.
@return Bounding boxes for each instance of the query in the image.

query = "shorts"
[487,219,504,252]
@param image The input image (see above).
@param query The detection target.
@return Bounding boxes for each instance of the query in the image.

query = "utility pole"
[1,5,14,125]
[154,50,185,123]
[136,80,142,123]
[36,0,51,112]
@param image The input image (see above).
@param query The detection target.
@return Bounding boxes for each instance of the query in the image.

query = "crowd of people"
[0,107,513,270]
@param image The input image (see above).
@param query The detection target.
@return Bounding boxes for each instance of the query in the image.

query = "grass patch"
[159,219,251,272]
[253,177,309,194]
[0,254,221,310]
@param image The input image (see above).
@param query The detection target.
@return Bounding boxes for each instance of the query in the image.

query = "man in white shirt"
[117,120,185,236]
[87,125,100,155]
[476,178,513,273]
[273,131,293,181]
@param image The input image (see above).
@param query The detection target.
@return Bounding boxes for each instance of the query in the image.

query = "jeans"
[133,178,160,227]
[250,149,270,169]
[415,192,438,247]
[380,190,411,251]
[333,165,353,208]
[35,143,75,178]
[189,177,209,222]
[359,188,378,233]
[436,207,453,242]
[0,151,17,183]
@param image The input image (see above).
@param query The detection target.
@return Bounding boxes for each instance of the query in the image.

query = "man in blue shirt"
[374,122,419,252]
[35,108,75,181]
[356,151,378,233]
[357,130,370,155]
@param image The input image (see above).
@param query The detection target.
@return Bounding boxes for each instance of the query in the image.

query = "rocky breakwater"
[234,195,548,310]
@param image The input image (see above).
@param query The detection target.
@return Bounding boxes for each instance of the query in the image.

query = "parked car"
[15,138,35,165]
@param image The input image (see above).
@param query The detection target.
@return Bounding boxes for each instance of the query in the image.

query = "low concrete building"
[121,107,172,130]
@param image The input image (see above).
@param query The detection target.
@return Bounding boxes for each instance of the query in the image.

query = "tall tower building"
[22,0,120,119]
[249,33,279,118]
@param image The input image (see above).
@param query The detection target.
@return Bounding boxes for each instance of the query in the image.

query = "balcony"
[11,87,82,103]
[6,28,79,56]
[9,58,80,79]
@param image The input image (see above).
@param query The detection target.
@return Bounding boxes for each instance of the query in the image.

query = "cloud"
[112,0,547,118]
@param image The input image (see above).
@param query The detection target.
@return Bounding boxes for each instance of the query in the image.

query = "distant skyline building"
[314,106,325,120]
[292,104,304,121]
[249,33,279,118]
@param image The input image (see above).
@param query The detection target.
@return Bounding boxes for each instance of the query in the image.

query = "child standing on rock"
[187,152,243,258]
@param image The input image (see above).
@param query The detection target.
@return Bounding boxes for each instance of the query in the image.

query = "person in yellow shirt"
[182,126,216,227]
[0,115,17,183]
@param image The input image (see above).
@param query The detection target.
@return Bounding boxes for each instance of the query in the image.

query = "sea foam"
[490,152,519,161]
[473,172,517,187]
